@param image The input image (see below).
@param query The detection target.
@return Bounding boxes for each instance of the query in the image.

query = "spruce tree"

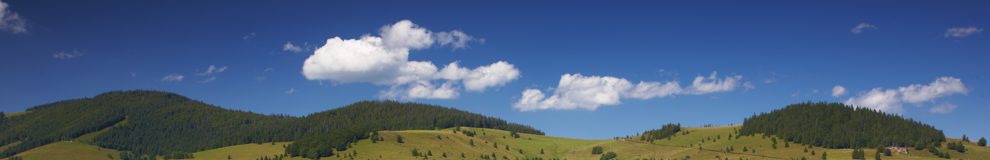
[979,137,987,147]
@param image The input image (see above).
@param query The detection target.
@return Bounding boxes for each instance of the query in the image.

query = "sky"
[1,0,988,139]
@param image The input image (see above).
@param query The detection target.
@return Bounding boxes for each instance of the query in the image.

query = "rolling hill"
[1,91,988,160]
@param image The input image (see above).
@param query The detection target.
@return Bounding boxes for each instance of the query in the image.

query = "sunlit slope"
[7,141,119,160]
[314,126,990,160]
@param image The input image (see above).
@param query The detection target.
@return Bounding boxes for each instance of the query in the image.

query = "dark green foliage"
[591,146,604,154]
[8,156,21,160]
[640,123,681,142]
[821,151,827,160]
[771,137,778,149]
[962,135,969,142]
[411,148,421,157]
[947,141,965,153]
[979,137,987,147]
[739,102,945,149]
[396,135,405,143]
[874,149,881,160]
[851,148,865,159]
[462,130,476,137]
[0,90,542,159]
[599,151,617,160]
[511,131,521,138]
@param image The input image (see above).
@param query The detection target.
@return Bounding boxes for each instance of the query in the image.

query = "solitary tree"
[874,149,882,160]
[822,151,827,160]
[396,135,405,143]
[979,137,987,147]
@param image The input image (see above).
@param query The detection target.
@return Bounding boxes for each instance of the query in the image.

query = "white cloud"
[684,71,743,95]
[52,50,83,60]
[832,85,847,97]
[301,20,513,99]
[0,0,27,34]
[285,88,296,94]
[898,77,968,103]
[514,71,742,111]
[161,74,185,82]
[845,88,902,113]
[199,65,228,75]
[380,20,434,49]
[850,22,877,34]
[844,77,967,114]
[944,27,983,38]
[929,103,957,114]
[283,41,304,52]
[435,30,474,49]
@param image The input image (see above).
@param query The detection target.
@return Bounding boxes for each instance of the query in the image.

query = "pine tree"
[874,149,881,160]
[822,151,827,160]
[979,137,987,147]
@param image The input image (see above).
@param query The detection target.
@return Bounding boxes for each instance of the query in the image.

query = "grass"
[4,126,988,160]
[188,142,306,160]
[317,126,990,160]
[8,141,119,160]
[2,112,27,117]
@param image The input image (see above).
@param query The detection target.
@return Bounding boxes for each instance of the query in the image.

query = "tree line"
[0,90,542,159]
[739,102,945,149]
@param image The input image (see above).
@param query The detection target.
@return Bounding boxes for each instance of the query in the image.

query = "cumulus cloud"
[283,41,304,52]
[52,50,83,60]
[0,0,27,34]
[514,71,742,111]
[161,74,185,82]
[301,20,512,99]
[944,27,983,38]
[929,103,957,114]
[832,85,847,97]
[850,22,876,34]
[844,77,967,114]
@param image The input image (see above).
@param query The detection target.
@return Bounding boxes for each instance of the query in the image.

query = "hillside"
[740,102,945,149]
[3,92,989,160]
[0,90,540,159]
[3,123,989,160]
[177,126,990,160]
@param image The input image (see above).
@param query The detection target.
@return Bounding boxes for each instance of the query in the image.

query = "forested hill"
[0,90,541,159]
[739,102,945,149]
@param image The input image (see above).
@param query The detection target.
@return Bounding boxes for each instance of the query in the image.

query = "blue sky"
[1,0,988,139]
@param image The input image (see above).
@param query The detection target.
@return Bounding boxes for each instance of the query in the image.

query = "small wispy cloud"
[283,41,304,52]
[198,65,228,76]
[929,103,957,114]
[285,88,297,94]
[944,26,983,38]
[0,0,28,34]
[161,74,185,82]
[199,76,217,83]
[242,32,256,40]
[52,50,83,60]
[850,22,877,34]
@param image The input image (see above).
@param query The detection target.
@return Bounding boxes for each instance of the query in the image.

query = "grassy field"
[187,142,306,160]
[3,126,988,160]
[316,126,990,160]
[7,141,119,160]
